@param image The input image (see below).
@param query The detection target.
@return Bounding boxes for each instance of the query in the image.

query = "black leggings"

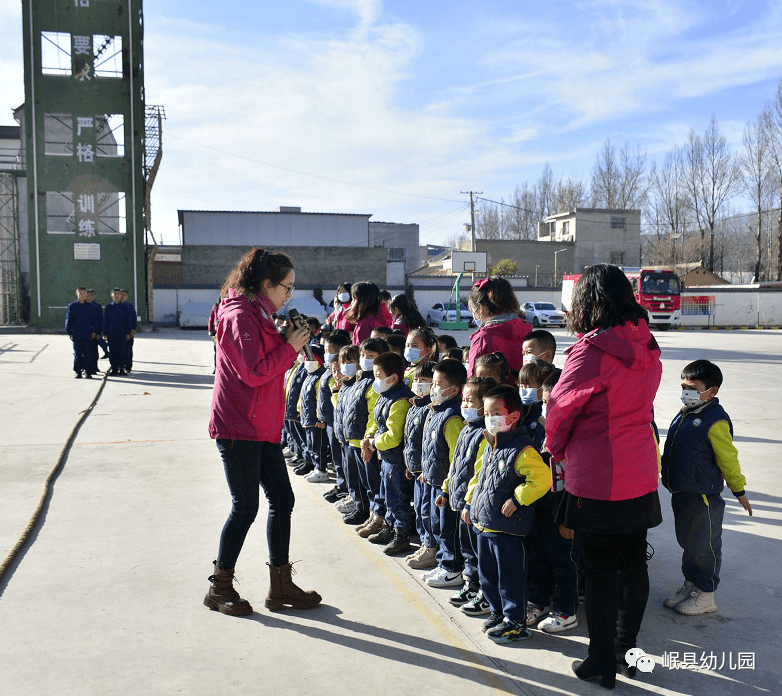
[576,529,650,660]
[215,439,295,568]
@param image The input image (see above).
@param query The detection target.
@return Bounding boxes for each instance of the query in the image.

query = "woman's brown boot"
[265,562,322,611]
[203,561,253,616]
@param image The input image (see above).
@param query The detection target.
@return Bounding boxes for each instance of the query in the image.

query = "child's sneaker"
[663,580,694,608]
[487,618,531,644]
[449,580,479,607]
[526,602,549,625]
[676,587,717,615]
[426,567,463,588]
[305,470,330,483]
[407,546,438,569]
[420,565,442,581]
[335,495,356,512]
[537,612,578,633]
[481,612,504,633]
[462,590,491,617]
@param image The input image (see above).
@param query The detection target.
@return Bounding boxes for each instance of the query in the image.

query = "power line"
[475,195,536,216]
[166,132,464,204]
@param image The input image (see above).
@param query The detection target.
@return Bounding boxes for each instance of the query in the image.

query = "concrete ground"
[0,327,779,696]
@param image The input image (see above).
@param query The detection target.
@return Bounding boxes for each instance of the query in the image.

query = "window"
[611,216,626,229]
[41,32,72,76]
[93,35,123,78]
[46,191,75,234]
[95,115,125,157]
[610,251,625,264]
[44,114,74,156]
[562,221,570,237]
[95,191,127,235]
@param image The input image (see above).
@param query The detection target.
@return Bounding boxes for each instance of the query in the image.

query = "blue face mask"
[461,406,481,422]
[404,346,421,364]
[372,376,394,395]
[519,387,538,405]
[324,352,335,365]
[341,363,357,378]
[360,357,374,372]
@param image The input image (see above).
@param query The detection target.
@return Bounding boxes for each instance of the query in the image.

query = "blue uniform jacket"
[103,301,132,337]
[447,420,486,511]
[65,301,99,340]
[300,367,326,427]
[372,381,414,467]
[403,396,430,475]
[421,396,462,488]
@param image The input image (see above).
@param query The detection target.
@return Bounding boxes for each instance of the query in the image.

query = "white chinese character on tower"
[73,36,91,56]
[76,143,94,163]
[77,194,95,214]
[74,0,90,6]
[76,117,94,136]
[78,219,96,237]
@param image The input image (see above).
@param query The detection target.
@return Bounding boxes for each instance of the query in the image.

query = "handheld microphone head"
[287,308,314,360]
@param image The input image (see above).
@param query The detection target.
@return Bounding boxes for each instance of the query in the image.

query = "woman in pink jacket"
[545,264,662,689]
[466,276,531,377]
[205,247,321,616]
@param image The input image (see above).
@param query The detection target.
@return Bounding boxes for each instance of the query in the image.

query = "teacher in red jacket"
[545,264,662,689]
[205,247,321,616]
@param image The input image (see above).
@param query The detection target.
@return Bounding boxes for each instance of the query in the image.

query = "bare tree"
[648,146,691,265]
[590,139,648,209]
[762,80,782,280]
[590,139,619,207]
[536,164,554,219]
[552,176,588,213]
[475,200,503,239]
[505,183,539,240]
[741,113,775,282]
[683,115,741,272]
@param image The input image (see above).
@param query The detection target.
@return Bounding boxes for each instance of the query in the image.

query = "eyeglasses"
[279,282,295,295]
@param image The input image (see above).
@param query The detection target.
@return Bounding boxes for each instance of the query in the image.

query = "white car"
[523,302,565,328]
[426,302,475,327]
[278,298,328,324]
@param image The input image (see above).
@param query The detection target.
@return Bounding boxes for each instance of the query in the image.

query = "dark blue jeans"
[415,478,434,548]
[325,424,346,491]
[380,457,413,532]
[215,439,295,568]
[356,448,385,517]
[72,338,91,373]
[304,426,327,471]
[431,485,463,573]
[477,530,528,623]
[345,445,369,512]
[459,516,479,583]
[107,335,127,370]
[528,503,581,616]
[671,491,724,592]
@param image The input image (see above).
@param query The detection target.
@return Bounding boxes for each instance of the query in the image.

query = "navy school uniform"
[284,363,308,458]
[404,394,433,547]
[465,426,550,624]
[371,380,414,533]
[318,370,345,491]
[300,365,328,471]
[65,300,100,374]
[335,374,366,511]
[443,418,487,585]
[421,395,464,574]
[123,301,137,370]
[343,370,384,518]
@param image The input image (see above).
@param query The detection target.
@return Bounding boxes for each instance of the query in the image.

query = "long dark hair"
[389,293,426,330]
[468,276,519,317]
[568,264,648,334]
[345,281,381,323]
[221,247,293,299]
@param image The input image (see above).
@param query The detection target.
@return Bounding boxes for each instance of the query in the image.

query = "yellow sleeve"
[444,416,465,463]
[512,447,551,507]
[709,420,746,494]
[375,399,412,451]
[464,443,487,506]
[363,384,380,439]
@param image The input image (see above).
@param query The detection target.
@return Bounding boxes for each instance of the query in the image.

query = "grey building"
[538,208,641,273]
[475,239,575,286]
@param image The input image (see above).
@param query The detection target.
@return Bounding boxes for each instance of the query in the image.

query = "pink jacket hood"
[545,319,661,501]
[468,314,531,376]
[209,291,298,442]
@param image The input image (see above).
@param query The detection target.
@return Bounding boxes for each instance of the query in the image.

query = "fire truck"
[561,267,681,331]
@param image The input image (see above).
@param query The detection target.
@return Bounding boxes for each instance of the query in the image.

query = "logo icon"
[626,648,655,673]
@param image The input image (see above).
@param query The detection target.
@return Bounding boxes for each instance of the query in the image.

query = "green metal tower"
[21,0,146,328]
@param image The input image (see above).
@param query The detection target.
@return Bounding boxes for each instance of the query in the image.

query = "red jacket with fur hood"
[544,319,662,501]
[209,290,298,442]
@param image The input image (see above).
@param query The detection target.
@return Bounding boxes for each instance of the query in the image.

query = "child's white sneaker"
[663,580,694,608]
[526,602,549,625]
[537,612,578,633]
[676,587,717,615]
[426,567,463,588]
[420,565,442,581]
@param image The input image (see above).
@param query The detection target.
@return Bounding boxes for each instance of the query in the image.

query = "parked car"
[278,298,328,325]
[522,301,565,328]
[426,302,475,327]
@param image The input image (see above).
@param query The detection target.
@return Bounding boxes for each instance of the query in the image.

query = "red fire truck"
[561,267,681,330]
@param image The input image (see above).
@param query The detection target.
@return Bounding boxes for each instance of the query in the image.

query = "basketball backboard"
[451,251,487,274]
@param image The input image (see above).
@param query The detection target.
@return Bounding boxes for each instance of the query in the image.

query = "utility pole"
[461,191,482,251]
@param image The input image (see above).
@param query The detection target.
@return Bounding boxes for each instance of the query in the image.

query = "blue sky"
[2,0,782,245]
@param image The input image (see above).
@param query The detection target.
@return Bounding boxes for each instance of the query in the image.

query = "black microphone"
[286,308,314,360]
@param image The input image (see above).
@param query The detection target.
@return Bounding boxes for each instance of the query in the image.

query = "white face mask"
[681,389,707,408]
[372,376,394,395]
[519,387,538,405]
[412,381,431,397]
[324,352,335,365]
[337,292,350,303]
[360,357,374,372]
[541,403,547,419]
[461,406,481,422]
[341,363,357,378]
[462,361,470,370]
[296,354,305,364]
[523,352,544,365]
[430,384,455,406]
[304,360,320,373]
[485,414,514,436]
[404,346,421,363]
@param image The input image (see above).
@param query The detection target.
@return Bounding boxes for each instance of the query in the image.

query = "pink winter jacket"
[545,319,662,501]
[209,291,298,442]
[352,313,384,345]
[467,314,531,377]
